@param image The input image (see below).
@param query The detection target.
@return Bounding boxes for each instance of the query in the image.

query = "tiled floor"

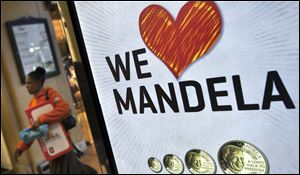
[79,144,103,174]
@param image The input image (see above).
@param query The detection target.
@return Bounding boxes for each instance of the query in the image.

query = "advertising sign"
[70,1,299,173]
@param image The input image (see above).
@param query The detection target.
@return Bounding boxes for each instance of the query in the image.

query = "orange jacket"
[16,87,70,152]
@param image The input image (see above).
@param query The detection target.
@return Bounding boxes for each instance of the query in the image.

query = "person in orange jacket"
[15,68,70,153]
[15,67,97,174]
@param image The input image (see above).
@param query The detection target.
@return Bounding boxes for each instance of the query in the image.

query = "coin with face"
[218,140,269,174]
[185,149,216,174]
[163,154,184,174]
[148,157,162,173]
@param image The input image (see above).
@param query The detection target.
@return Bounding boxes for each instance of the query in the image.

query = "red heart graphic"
[139,1,222,78]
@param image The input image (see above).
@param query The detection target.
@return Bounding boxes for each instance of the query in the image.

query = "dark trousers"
[50,151,97,174]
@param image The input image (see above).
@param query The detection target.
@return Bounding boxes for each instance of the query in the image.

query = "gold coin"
[218,140,269,174]
[185,149,216,174]
[163,154,184,174]
[148,157,162,173]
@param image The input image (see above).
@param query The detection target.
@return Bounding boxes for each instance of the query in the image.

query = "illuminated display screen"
[71,1,299,174]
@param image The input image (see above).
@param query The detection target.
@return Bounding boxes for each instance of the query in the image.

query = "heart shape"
[139,1,222,78]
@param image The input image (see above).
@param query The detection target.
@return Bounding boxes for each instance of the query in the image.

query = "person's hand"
[31,119,41,130]
[14,149,23,163]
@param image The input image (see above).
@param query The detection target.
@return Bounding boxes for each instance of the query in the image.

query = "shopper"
[15,67,97,174]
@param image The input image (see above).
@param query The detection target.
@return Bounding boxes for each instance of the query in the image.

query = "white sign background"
[74,1,299,173]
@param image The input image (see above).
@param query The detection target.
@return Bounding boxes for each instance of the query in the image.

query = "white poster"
[74,1,299,174]
[27,103,72,160]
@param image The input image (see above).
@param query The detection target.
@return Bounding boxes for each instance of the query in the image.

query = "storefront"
[1,1,299,174]
[60,1,299,174]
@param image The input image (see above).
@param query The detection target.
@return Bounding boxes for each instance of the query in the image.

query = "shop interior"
[1,1,107,174]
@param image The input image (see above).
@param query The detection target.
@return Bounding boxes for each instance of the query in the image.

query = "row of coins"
[148,140,269,174]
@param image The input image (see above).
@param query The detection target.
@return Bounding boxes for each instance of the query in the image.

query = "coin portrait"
[185,149,216,174]
[148,157,162,173]
[163,154,184,174]
[218,140,269,174]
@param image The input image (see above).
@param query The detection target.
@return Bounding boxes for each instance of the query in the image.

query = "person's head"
[222,146,244,172]
[149,159,158,168]
[188,151,202,171]
[26,67,46,95]
[166,156,179,171]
